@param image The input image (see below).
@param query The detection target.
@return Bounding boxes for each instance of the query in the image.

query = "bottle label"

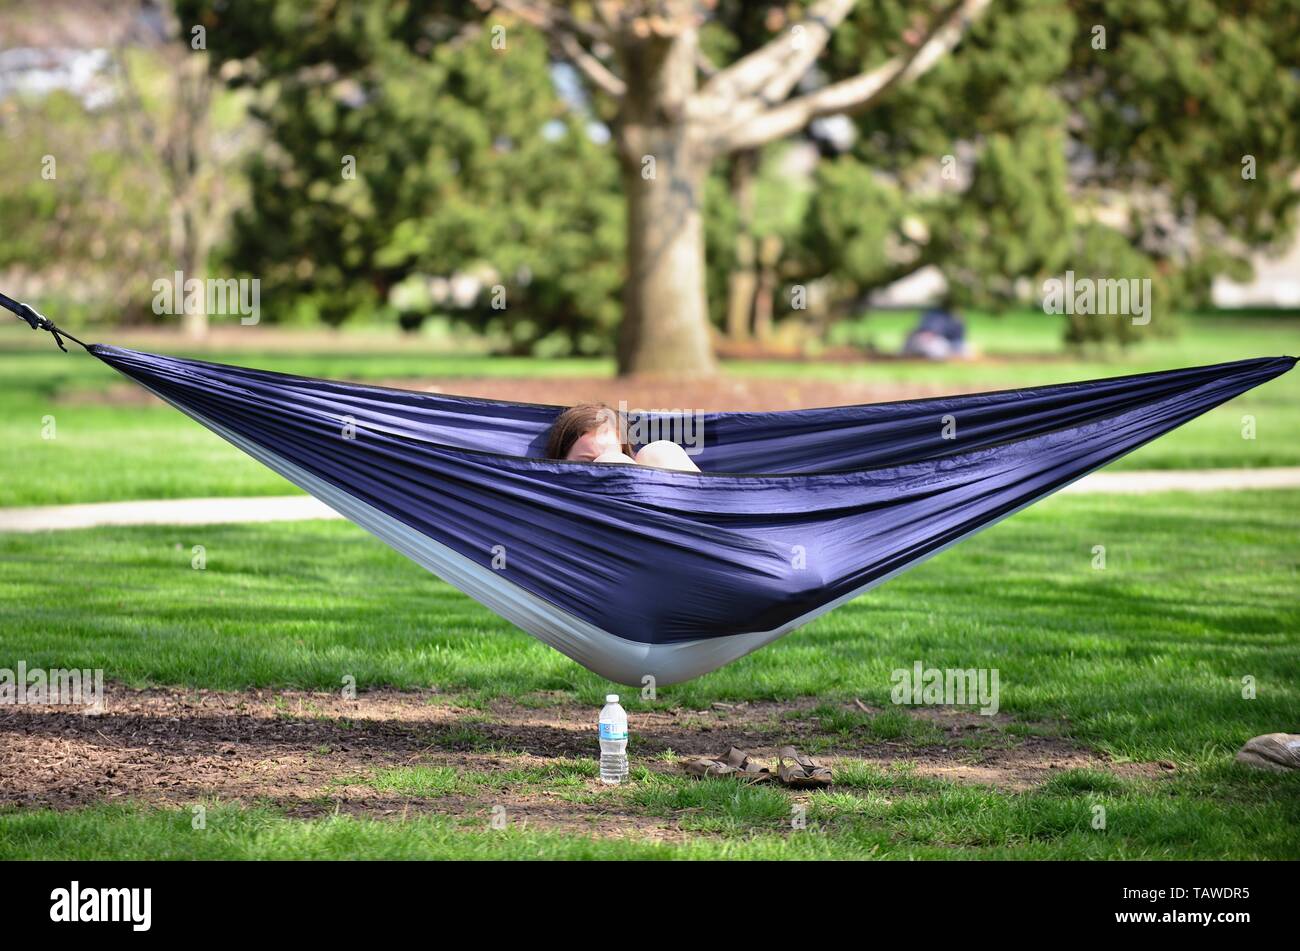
[599,723,627,741]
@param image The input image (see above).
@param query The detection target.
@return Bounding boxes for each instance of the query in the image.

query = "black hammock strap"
[0,290,91,353]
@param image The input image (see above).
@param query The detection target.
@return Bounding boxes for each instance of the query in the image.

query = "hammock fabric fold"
[88,344,1293,685]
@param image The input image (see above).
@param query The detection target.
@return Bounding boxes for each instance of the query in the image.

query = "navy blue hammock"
[6,293,1293,684]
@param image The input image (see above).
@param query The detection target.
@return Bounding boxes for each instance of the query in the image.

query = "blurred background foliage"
[1,0,1298,355]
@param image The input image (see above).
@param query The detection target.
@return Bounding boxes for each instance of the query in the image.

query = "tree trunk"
[168,50,213,340]
[614,23,717,378]
[724,149,759,341]
[753,233,783,343]
[178,202,210,340]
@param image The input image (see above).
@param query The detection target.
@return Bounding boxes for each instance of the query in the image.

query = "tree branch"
[485,0,609,43]
[590,1,625,37]
[484,0,626,98]
[553,28,627,97]
[714,0,992,154]
[702,0,858,104]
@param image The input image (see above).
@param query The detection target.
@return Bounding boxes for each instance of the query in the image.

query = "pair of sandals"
[683,746,833,789]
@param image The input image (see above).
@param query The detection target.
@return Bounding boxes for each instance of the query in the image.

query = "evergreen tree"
[796,0,1300,344]
[179,1,624,354]
[183,1,1300,368]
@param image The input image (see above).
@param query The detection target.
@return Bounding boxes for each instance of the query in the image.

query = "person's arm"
[634,441,700,472]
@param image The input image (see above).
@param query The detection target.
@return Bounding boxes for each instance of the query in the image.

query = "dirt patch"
[0,685,1164,836]
[57,374,977,414]
[403,375,971,413]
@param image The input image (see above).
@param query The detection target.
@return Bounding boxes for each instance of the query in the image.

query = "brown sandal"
[777,746,833,788]
[682,746,774,783]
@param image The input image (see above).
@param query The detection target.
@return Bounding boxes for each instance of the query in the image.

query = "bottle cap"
[605,694,619,703]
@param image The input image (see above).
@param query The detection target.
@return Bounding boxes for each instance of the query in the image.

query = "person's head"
[546,402,632,462]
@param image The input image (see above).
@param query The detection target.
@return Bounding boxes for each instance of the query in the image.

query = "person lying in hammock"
[545,402,700,472]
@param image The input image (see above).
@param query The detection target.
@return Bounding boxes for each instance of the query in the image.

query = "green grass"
[3,759,1297,859]
[0,341,607,506]
[334,759,599,799]
[2,310,1298,860]
[784,704,947,752]
[1,490,1295,763]
[1,489,1297,858]
[1,311,1296,505]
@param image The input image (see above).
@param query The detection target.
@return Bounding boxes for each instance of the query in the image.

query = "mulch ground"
[406,374,972,413]
[0,685,1166,837]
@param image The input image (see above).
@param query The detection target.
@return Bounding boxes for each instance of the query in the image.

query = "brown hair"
[545,402,633,460]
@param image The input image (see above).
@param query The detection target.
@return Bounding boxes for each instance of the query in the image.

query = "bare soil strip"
[60,374,963,412]
[1,686,1165,836]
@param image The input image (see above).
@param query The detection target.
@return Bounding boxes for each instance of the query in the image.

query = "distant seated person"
[902,304,969,361]
[545,402,699,472]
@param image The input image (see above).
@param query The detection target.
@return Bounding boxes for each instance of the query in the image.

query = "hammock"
[6,293,1294,684]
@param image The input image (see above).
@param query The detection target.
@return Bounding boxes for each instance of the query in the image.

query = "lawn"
[1,311,1298,506]
[3,771,1296,859]
[2,490,1297,859]
[2,310,1296,859]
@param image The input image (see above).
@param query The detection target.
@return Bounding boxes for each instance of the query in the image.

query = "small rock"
[1235,733,1300,772]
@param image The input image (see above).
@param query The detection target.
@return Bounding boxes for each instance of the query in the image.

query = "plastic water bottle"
[598,694,629,784]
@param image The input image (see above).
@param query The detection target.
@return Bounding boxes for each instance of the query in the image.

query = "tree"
[179,1,1300,368]
[0,0,248,333]
[793,0,1300,347]
[0,72,168,326]
[179,0,625,354]
[112,3,245,338]
[490,0,993,375]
